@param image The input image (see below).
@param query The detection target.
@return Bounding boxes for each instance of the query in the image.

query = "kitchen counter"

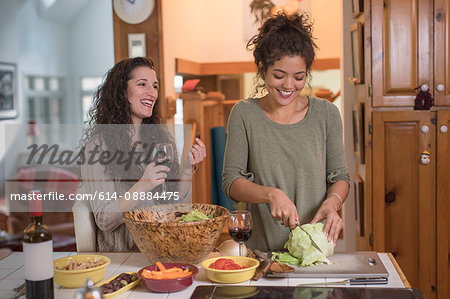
[0,251,410,299]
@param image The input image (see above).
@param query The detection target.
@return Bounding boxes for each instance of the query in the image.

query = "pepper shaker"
[74,278,103,299]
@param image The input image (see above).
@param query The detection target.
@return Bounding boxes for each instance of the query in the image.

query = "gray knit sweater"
[222,97,350,251]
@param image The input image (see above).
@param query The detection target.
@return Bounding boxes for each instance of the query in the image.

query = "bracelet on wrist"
[326,192,343,211]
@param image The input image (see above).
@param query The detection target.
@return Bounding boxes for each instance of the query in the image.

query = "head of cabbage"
[272,223,334,267]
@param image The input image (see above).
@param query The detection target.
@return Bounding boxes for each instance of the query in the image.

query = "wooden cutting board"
[266,251,389,278]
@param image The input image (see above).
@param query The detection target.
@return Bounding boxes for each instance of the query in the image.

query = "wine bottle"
[23,190,54,299]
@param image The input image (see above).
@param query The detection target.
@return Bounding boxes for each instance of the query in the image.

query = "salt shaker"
[74,278,103,299]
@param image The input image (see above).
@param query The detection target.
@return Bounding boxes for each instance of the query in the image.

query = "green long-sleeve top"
[222,97,350,251]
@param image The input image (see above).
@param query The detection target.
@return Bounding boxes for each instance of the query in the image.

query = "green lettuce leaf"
[271,252,300,265]
[272,223,334,267]
[178,209,213,222]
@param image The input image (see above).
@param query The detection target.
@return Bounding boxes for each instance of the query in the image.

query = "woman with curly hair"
[78,57,206,251]
[222,13,349,251]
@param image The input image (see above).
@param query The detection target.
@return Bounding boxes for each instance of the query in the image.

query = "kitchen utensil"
[297,276,388,286]
[74,278,103,299]
[266,251,389,278]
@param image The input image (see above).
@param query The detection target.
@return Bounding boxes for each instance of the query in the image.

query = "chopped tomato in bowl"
[208,258,248,270]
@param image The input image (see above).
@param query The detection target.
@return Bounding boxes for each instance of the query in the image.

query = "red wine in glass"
[228,210,253,256]
[228,227,252,243]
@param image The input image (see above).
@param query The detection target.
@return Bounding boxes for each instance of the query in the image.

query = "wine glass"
[228,210,253,256]
[150,143,174,194]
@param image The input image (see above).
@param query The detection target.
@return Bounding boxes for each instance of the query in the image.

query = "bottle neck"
[30,215,43,225]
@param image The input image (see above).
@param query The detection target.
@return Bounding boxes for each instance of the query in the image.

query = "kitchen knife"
[297,277,388,286]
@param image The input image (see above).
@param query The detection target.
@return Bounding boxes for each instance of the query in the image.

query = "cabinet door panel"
[437,110,450,299]
[373,111,436,299]
[372,0,433,106]
[435,0,450,105]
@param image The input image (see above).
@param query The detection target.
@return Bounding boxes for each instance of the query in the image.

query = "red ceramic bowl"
[138,263,199,293]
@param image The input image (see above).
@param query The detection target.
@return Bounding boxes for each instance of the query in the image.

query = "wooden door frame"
[437,110,449,299]
[434,0,450,105]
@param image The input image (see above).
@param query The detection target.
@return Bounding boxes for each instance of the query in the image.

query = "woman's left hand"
[190,137,207,165]
[310,197,343,246]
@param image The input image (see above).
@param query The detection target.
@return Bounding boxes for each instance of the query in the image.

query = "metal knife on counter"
[298,277,388,286]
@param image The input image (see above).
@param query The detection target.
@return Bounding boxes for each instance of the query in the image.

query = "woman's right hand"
[268,188,299,230]
[139,162,170,191]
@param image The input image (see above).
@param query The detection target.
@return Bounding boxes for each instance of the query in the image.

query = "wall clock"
[113,0,155,24]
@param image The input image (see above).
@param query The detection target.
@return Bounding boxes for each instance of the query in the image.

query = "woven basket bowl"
[123,203,230,264]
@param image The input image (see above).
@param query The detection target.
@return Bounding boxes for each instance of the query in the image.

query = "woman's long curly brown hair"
[247,13,318,96]
[88,57,160,127]
[80,57,173,186]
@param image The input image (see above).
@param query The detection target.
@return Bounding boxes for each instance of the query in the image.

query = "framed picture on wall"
[352,0,364,17]
[352,102,365,164]
[0,62,17,119]
[350,22,364,84]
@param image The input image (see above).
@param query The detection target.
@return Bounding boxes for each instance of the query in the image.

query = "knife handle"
[348,277,388,285]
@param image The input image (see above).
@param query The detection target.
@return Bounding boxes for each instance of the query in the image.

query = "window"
[80,77,102,123]
[25,75,65,144]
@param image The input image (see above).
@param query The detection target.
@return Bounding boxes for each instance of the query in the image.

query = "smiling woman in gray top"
[222,13,350,251]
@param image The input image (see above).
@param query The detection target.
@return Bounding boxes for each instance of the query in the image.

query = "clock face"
[113,0,155,24]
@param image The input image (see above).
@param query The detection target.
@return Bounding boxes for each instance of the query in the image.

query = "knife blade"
[297,277,388,286]
[299,226,324,253]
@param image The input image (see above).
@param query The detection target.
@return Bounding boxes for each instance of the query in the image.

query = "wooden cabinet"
[435,0,450,105]
[436,110,450,299]
[372,111,436,298]
[362,1,450,298]
[370,0,449,106]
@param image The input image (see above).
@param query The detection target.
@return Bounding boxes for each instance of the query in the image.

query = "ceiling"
[37,0,90,24]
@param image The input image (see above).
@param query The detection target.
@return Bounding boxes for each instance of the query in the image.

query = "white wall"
[0,0,113,125]
[0,0,114,193]
[162,0,342,101]
[69,0,114,123]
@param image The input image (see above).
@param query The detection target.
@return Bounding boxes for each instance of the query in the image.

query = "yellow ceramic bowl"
[54,254,111,288]
[200,256,259,284]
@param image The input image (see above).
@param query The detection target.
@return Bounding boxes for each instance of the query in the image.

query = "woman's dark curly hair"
[80,57,173,185]
[247,13,318,95]
[87,56,160,127]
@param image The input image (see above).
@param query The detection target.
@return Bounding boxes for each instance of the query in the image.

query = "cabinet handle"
[420,84,429,92]
[441,125,448,134]
[385,191,396,204]
[436,84,444,92]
